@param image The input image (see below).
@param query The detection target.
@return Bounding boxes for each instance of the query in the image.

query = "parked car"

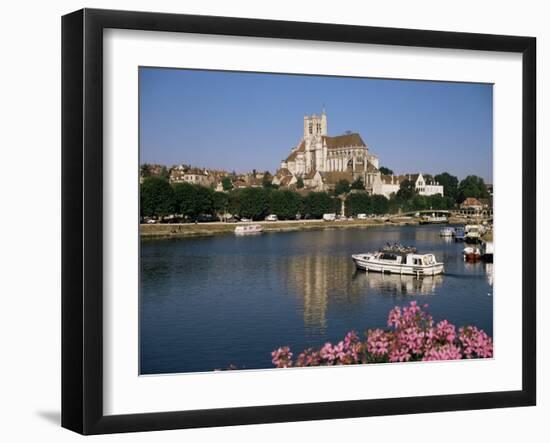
[357,213,367,220]
[323,213,336,221]
[265,214,278,221]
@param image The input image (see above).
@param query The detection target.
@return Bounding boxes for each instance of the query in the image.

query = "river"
[140,224,493,374]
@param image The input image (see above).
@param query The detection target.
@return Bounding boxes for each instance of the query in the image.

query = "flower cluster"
[272,301,493,368]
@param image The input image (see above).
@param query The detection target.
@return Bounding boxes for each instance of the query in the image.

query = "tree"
[172,182,195,217]
[371,195,390,214]
[213,192,229,219]
[457,175,489,202]
[334,179,351,195]
[396,179,416,201]
[379,166,394,175]
[221,176,233,191]
[346,193,371,216]
[269,190,303,220]
[303,192,335,219]
[296,177,304,189]
[238,188,270,220]
[159,165,170,181]
[434,172,459,201]
[140,163,152,178]
[172,183,214,220]
[140,177,175,218]
[350,177,365,190]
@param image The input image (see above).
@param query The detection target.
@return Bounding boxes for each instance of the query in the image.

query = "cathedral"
[273,111,381,192]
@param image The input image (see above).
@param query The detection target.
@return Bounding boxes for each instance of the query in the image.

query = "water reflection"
[485,262,493,286]
[281,253,443,330]
[283,255,361,330]
[364,272,443,296]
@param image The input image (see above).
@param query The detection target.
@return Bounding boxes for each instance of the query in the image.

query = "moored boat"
[419,215,448,225]
[234,224,263,235]
[454,227,465,242]
[463,246,481,261]
[440,227,455,237]
[352,244,444,277]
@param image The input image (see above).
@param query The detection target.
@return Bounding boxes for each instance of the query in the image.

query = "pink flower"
[271,301,493,368]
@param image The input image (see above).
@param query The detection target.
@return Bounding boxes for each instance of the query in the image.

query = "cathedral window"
[308,123,313,134]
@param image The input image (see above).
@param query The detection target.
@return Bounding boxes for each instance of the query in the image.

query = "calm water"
[140,225,493,374]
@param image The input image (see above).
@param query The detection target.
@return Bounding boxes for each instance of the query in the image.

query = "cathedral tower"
[303,110,327,172]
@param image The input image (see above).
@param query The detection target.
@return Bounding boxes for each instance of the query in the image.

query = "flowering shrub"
[271,301,493,368]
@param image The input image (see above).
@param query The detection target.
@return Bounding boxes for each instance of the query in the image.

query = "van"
[322,213,336,221]
[357,213,367,220]
[265,214,278,221]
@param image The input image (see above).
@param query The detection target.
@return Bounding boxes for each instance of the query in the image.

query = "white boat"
[464,225,483,243]
[419,215,448,224]
[234,224,263,235]
[352,245,444,276]
[439,227,455,237]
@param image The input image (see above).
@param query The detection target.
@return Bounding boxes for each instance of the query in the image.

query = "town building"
[169,165,212,186]
[372,173,444,199]
[276,111,380,192]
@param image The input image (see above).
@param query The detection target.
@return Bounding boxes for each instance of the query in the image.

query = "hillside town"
[139,111,492,225]
[141,111,446,198]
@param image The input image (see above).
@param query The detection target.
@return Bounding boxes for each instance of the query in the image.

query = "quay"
[140,215,478,239]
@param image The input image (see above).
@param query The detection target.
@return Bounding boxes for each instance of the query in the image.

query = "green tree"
[379,166,394,175]
[396,179,416,201]
[140,163,152,178]
[172,183,214,220]
[457,175,489,202]
[269,190,303,220]
[303,192,335,219]
[434,172,459,201]
[334,179,351,195]
[140,177,175,218]
[296,177,304,189]
[159,165,170,181]
[222,176,233,191]
[371,195,390,214]
[213,191,229,219]
[346,193,371,216]
[172,182,195,217]
[238,187,270,220]
[350,177,365,190]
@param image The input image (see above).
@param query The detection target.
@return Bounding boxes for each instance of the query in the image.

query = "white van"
[322,213,336,221]
[265,214,278,221]
[357,213,367,220]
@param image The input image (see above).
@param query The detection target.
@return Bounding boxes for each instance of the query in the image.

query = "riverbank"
[140,216,472,239]
[141,218,399,239]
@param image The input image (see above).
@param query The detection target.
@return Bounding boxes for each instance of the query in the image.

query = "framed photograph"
[62,8,536,435]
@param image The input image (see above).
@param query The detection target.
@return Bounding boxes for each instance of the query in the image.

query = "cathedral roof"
[279,176,294,187]
[319,171,355,183]
[276,167,293,178]
[286,141,305,161]
[323,133,366,149]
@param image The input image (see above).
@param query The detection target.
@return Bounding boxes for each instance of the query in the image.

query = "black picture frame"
[62,8,536,435]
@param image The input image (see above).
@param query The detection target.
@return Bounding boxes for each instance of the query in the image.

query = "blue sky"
[139,68,493,181]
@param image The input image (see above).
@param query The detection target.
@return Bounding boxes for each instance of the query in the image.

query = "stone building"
[275,111,380,191]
